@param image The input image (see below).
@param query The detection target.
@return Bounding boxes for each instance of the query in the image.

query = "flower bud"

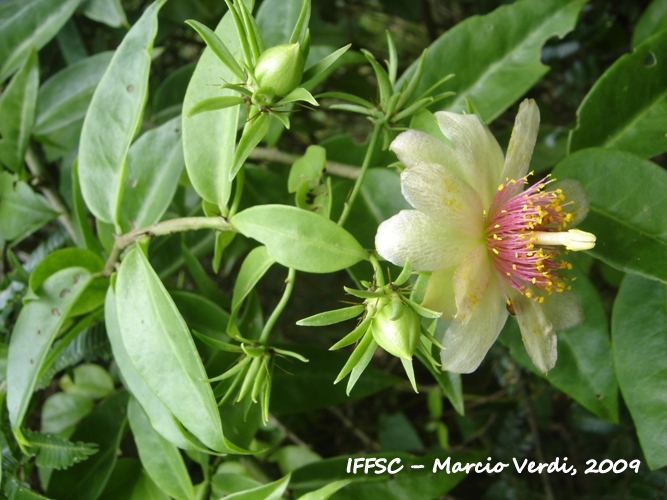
[371,296,420,360]
[254,43,305,97]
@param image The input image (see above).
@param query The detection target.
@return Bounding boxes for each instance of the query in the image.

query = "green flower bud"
[371,296,420,360]
[254,43,305,97]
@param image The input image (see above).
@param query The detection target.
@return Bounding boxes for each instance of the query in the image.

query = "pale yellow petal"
[434,111,504,207]
[422,266,457,319]
[390,129,465,178]
[453,245,492,325]
[501,99,540,182]
[400,162,484,238]
[440,278,508,373]
[539,291,584,332]
[509,290,557,374]
[375,210,477,271]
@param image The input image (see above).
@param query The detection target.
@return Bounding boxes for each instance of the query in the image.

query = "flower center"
[484,174,594,302]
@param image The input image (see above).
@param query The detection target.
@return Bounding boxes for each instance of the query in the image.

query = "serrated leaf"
[232,205,367,273]
[552,148,667,283]
[24,429,98,470]
[568,29,667,158]
[612,274,667,470]
[397,0,585,122]
[78,0,166,227]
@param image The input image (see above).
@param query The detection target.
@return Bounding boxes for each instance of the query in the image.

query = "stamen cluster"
[485,174,574,302]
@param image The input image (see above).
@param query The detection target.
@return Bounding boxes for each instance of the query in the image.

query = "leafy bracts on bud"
[371,296,420,360]
[254,43,305,99]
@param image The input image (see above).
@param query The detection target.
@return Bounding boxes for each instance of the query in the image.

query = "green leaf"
[287,145,326,193]
[232,205,367,273]
[0,49,38,172]
[280,87,318,106]
[632,0,667,47]
[499,261,618,422]
[78,0,166,227]
[552,148,667,283]
[290,452,483,499]
[0,171,58,242]
[568,29,667,158]
[24,429,98,470]
[118,116,185,232]
[297,305,364,326]
[29,248,104,293]
[47,391,129,499]
[105,288,197,451]
[613,274,667,470]
[229,245,275,331]
[187,96,246,117]
[397,0,585,122]
[33,52,113,159]
[41,392,94,435]
[0,0,80,82]
[72,160,100,251]
[128,397,194,500]
[81,0,128,29]
[225,473,291,500]
[7,267,93,432]
[183,6,248,211]
[116,247,229,452]
[231,112,270,178]
[416,348,464,415]
[298,480,351,500]
[271,344,398,415]
[301,45,351,86]
[60,364,115,400]
[185,20,245,80]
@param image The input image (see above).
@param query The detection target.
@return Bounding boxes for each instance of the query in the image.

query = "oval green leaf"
[553,148,667,283]
[116,246,226,452]
[397,0,584,122]
[0,0,80,82]
[128,397,194,500]
[78,0,166,226]
[118,115,185,232]
[612,274,667,470]
[0,49,38,172]
[568,28,667,158]
[6,266,93,432]
[231,205,368,273]
[182,4,249,210]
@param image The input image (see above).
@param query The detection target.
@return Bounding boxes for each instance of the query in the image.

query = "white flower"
[375,99,595,374]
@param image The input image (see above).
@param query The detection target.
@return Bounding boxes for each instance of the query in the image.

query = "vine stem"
[259,267,296,344]
[336,122,384,227]
[103,216,233,275]
[249,147,360,179]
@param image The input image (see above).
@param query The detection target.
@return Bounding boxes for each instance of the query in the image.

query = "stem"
[103,216,233,275]
[25,146,76,241]
[259,267,296,344]
[249,147,360,179]
[336,122,383,226]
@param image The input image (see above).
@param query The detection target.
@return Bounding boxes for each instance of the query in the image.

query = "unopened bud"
[371,296,420,360]
[254,43,305,97]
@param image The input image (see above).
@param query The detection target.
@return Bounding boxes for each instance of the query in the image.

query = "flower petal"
[539,291,584,332]
[453,244,492,325]
[401,163,484,238]
[501,99,540,182]
[440,277,508,373]
[509,290,557,374]
[422,266,457,319]
[434,111,504,207]
[390,130,465,178]
[375,210,476,270]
